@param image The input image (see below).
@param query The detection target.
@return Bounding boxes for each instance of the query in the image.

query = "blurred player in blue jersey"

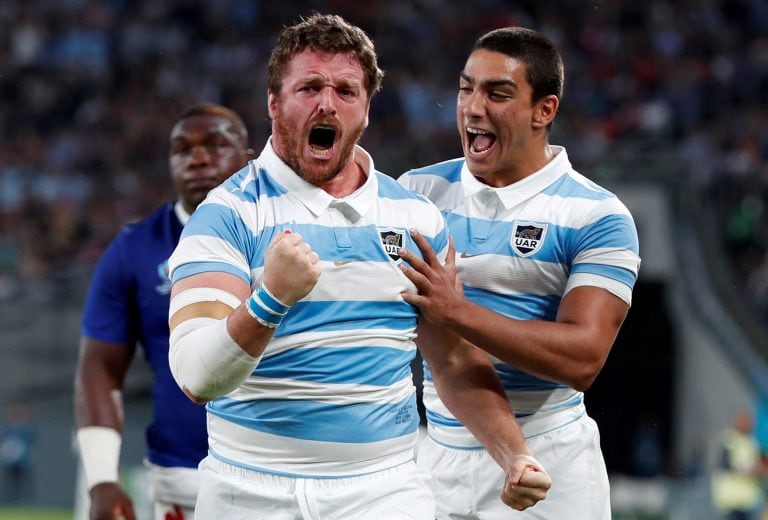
[74,102,254,520]
[398,26,641,519]
[166,14,550,519]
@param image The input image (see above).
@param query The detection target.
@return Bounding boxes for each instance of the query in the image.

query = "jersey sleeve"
[168,189,254,285]
[565,198,641,304]
[81,231,137,345]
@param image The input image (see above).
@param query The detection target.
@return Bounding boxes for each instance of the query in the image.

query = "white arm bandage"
[169,288,261,401]
[76,426,121,490]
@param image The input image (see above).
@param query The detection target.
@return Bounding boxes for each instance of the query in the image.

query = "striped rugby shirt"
[398,146,640,448]
[169,140,448,476]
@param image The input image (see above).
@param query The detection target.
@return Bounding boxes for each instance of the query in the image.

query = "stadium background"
[0,0,767,518]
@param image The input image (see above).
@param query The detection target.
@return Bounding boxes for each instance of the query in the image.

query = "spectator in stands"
[0,405,35,504]
[711,407,766,520]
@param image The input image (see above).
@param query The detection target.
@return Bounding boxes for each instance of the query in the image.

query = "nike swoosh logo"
[459,252,482,258]
[333,259,359,267]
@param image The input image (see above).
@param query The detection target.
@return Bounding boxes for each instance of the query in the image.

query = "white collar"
[174,200,191,225]
[257,138,377,222]
[460,145,571,209]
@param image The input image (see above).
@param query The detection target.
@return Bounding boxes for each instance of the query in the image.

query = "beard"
[272,109,366,187]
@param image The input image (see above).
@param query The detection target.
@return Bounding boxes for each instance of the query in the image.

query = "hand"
[501,454,551,511]
[89,482,136,520]
[399,230,463,326]
[262,231,321,305]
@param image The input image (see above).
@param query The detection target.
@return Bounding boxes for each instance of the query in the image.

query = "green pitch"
[0,507,72,520]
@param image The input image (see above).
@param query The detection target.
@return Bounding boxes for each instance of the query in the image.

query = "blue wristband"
[245,284,291,328]
[256,284,290,315]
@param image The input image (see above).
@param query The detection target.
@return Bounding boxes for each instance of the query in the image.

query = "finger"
[517,466,552,492]
[270,230,299,248]
[398,245,429,274]
[410,228,440,267]
[444,236,456,274]
[506,460,526,486]
[399,261,432,292]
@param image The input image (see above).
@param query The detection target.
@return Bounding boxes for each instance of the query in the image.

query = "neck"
[483,144,555,187]
[319,160,366,198]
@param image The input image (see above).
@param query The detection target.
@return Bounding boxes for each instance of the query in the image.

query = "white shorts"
[144,460,200,520]
[196,456,435,519]
[417,407,611,519]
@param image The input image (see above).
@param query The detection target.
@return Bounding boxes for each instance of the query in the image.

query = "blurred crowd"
[0,0,767,318]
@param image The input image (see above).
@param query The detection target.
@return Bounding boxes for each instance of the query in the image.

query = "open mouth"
[467,127,496,154]
[309,125,337,154]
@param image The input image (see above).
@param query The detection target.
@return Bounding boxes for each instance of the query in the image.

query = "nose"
[318,86,337,116]
[188,144,212,165]
[461,90,485,119]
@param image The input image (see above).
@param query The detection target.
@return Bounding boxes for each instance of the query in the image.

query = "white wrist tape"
[76,427,121,490]
[169,316,261,401]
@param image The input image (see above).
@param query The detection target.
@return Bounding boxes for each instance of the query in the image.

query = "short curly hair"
[267,13,384,98]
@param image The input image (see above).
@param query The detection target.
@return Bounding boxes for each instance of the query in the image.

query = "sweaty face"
[169,115,251,212]
[457,49,540,186]
[269,49,369,186]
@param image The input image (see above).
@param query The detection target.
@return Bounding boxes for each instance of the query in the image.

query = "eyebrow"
[460,72,518,91]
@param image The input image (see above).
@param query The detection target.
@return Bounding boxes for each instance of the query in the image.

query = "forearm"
[169,310,268,403]
[431,356,530,467]
[448,299,596,388]
[73,341,131,430]
[168,282,293,402]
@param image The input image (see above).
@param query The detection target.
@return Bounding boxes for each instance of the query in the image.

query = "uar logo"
[511,222,547,257]
[378,227,405,261]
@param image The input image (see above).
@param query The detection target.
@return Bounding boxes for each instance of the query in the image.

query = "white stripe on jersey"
[266,329,416,358]
[457,253,568,296]
[207,414,417,477]
[228,373,415,404]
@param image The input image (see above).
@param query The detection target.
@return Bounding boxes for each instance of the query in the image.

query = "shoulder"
[376,171,433,203]
[110,202,176,246]
[399,158,464,185]
[552,170,634,217]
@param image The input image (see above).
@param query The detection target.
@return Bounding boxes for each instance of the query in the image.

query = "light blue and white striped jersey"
[398,146,640,448]
[169,140,449,477]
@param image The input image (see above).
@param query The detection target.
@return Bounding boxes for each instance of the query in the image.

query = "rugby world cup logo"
[155,259,172,295]
[378,227,405,261]
[511,222,547,257]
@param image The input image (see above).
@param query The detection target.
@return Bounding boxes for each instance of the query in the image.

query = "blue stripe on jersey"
[405,158,464,182]
[377,172,435,200]
[281,224,396,263]
[425,408,464,428]
[426,408,533,429]
[254,166,291,197]
[495,364,566,391]
[447,212,637,267]
[567,213,640,256]
[463,286,560,320]
[181,202,253,254]
[276,300,418,337]
[172,261,250,284]
[542,173,613,200]
[209,393,419,443]
[220,165,289,202]
[422,361,563,391]
[256,346,414,386]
